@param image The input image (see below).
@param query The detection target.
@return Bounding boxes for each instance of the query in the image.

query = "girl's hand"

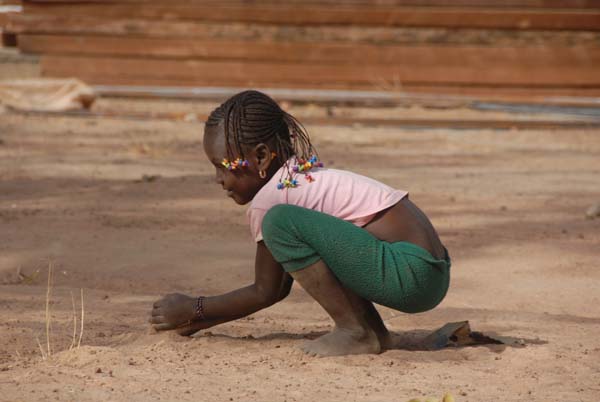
[150,293,197,331]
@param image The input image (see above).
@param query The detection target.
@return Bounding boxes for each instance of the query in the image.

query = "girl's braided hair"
[205,90,316,166]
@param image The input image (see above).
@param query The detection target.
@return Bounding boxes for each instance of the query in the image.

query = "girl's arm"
[150,241,293,331]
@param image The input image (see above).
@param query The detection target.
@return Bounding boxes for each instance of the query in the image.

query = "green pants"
[262,205,450,314]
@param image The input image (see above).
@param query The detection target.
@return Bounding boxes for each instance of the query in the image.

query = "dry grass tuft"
[77,288,85,349]
[37,262,85,360]
[69,291,77,351]
[44,262,53,358]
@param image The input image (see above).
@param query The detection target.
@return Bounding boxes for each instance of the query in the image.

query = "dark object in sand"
[424,321,508,350]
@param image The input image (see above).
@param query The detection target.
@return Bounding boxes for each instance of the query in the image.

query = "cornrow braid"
[205,90,317,167]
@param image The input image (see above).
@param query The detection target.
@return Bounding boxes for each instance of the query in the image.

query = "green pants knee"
[261,204,450,314]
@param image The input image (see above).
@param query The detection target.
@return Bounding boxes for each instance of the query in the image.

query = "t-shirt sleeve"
[248,207,268,242]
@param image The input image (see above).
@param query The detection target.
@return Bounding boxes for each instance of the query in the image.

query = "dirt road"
[1,98,599,402]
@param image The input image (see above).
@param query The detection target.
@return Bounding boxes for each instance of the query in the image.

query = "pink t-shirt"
[247,162,408,242]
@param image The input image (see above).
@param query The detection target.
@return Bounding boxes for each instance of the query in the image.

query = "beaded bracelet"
[195,296,206,320]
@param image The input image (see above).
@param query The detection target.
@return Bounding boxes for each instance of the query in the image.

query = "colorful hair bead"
[277,179,298,190]
[290,155,323,175]
[277,155,323,190]
[221,158,249,171]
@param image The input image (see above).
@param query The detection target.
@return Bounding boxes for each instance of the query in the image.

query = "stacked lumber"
[6,0,600,97]
[0,0,20,46]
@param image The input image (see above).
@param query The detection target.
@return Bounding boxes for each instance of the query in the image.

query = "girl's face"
[203,124,273,205]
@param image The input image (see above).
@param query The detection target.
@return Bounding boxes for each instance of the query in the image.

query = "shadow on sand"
[193,320,547,353]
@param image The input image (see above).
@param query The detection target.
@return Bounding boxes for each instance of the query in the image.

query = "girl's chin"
[231,195,251,205]
[227,192,241,203]
[225,190,251,205]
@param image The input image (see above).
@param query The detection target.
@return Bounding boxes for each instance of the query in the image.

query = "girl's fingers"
[153,323,175,331]
[176,321,203,337]
[149,315,166,324]
[149,316,178,331]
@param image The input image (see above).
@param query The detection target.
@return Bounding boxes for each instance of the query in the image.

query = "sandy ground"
[1,91,600,402]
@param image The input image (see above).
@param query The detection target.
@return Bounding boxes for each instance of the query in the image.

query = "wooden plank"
[19,34,600,70]
[0,10,14,23]
[10,15,600,47]
[22,0,600,9]
[39,55,600,88]
[21,3,600,30]
[0,12,17,29]
[78,75,600,97]
[90,80,600,98]
[13,108,600,130]
[92,85,600,107]
[304,116,600,129]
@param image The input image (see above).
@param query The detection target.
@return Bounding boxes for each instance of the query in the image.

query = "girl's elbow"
[277,279,293,301]
[255,275,293,307]
[255,286,281,308]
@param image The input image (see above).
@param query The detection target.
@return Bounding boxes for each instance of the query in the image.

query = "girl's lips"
[226,190,234,197]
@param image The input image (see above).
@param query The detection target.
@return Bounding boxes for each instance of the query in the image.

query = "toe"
[149,315,165,324]
[176,326,195,337]
[153,323,174,331]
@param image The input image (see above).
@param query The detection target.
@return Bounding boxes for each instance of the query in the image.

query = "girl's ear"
[252,143,272,172]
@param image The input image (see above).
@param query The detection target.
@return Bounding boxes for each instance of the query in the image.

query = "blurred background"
[1,0,599,103]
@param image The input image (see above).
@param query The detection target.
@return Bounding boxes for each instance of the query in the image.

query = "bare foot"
[301,327,381,357]
[343,287,393,350]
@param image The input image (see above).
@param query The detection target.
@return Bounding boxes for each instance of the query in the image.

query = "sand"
[1,98,599,402]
